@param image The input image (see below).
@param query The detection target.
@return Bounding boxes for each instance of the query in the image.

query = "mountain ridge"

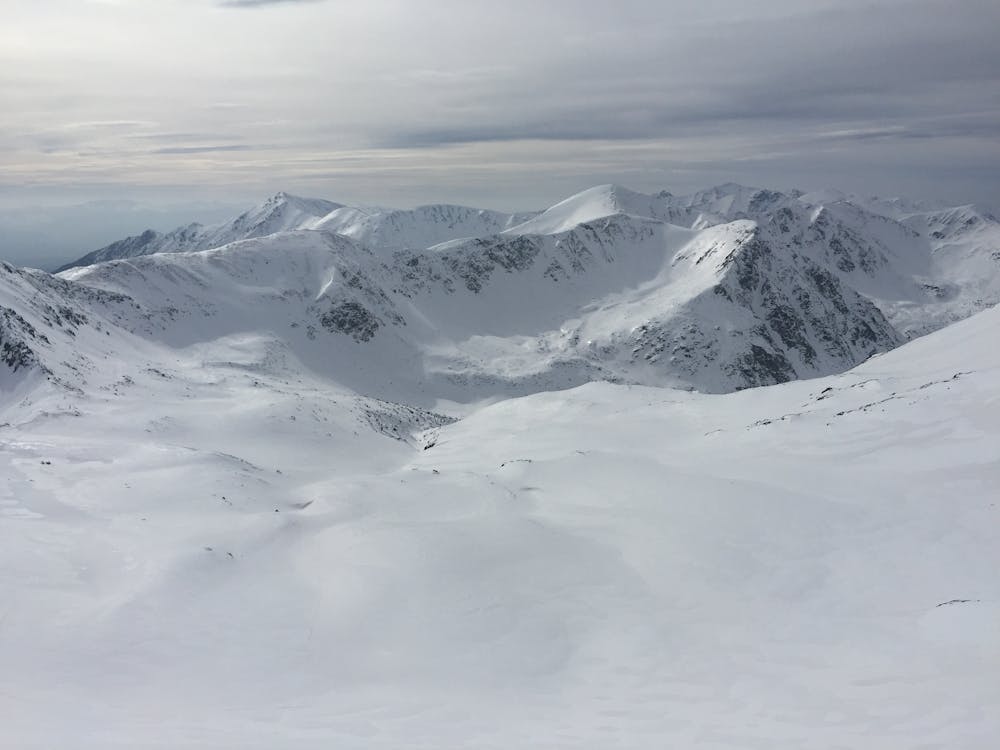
[3,182,998,408]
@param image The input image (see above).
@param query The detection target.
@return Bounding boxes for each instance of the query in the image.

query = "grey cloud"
[59,120,157,131]
[3,0,999,244]
[218,0,325,7]
[129,132,248,143]
[380,123,655,149]
[815,113,1000,143]
[362,0,1000,152]
[153,144,255,154]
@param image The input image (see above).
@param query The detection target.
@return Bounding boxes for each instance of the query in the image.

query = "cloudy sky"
[2,0,999,266]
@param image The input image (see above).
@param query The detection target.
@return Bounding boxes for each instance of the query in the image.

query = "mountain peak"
[257,191,341,217]
[504,184,667,235]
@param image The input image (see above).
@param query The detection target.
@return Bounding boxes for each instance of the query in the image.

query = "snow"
[315,204,537,253]
[54,182,1000,355]
[1,296,998,748]
[57,195,537,271]
[502,184,661,235]
[2,184,999,747]
[48,214,896,396]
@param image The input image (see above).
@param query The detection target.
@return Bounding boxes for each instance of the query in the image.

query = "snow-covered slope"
[0,259,140,402]
[315,203,537,253]
[4,183,994,402]
[56,195,534,271]
[513,183,1000,339]
[46,216,898,398]
[54,183,1000,350]
[503,184,675,235]
[2,292,997,748]
[55,192,342,271]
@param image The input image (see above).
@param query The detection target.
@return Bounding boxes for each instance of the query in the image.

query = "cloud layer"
[219,0,325,7]
[1,0,998,228]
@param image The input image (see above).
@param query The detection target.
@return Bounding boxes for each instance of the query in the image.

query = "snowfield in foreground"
[1,300,998,748]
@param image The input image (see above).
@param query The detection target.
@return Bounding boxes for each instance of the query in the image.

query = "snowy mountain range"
[54,192,535,271]
[3,183,999,748]
[4,182,997,407]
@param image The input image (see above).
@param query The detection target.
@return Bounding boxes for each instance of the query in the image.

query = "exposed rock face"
[717,230,901,380]
[0,260,135,390]
[320,302,382,343]
[1,307,41,373]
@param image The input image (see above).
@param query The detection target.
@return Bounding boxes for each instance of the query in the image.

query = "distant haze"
[0,199,249,270]
[2,0,998,266]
